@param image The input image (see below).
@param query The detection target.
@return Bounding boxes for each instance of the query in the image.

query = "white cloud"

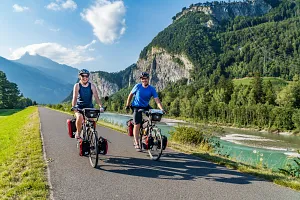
[46,2,60,11]
[13,4,29,12]
[10,41,97,65]
[62,0,77,10]
[81,0,126,44]
[76,40,96,50]
[88,48,95,52]
[46,0,77,11]
[49,28,60,32]
[35,19,45,25]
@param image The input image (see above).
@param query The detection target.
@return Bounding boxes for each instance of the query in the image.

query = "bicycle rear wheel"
[88,128,99,168]
[147,127,163,161]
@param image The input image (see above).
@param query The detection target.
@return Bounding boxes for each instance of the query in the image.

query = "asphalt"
[39,107,300,200]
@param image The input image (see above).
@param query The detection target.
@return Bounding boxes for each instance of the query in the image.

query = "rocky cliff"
[133,47,193,91]
[174,0,272,24]
[64,0,278,101]
[90,73,119,97]
[87,47,193,96]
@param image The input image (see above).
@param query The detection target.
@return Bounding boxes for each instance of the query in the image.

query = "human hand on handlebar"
[125,105,131,113]
[71,106,78,111]
[161,109,167,114]
[99,107,105,113]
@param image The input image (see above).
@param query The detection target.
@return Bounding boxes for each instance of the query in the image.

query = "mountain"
[139,0,299,81]
[0,56,73,104]
[62,63,136,102]
[15,52,78,84]
[64,0,299,102]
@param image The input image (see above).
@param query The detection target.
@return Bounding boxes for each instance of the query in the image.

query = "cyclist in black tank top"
[72,69,104,139]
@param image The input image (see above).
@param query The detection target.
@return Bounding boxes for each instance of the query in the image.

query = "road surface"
[39,107,300,200]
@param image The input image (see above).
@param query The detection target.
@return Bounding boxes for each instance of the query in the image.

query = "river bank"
[48,106,300,191]
[115,112,298,136]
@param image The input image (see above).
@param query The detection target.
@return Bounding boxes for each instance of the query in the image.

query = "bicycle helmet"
[78,69,90,75]
[140,72,149,78]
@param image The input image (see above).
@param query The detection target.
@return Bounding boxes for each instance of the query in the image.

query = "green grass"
[233,77,290,90]
[49,106,300,191]
[168,141,300,191]
[0,109,22,118]
[0,107,49,199]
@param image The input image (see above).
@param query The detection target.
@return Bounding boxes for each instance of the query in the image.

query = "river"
[100,112,300,170]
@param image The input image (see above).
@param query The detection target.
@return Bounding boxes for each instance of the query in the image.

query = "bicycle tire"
[148,127,163,161]
[88,128,99,168]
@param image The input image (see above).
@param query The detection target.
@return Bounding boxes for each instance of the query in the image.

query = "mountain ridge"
[15,52,78,84]
[0,55,74,103]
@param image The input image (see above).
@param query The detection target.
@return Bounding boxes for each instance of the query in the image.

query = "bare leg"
[75,112,83,138]
[133,123,140,146]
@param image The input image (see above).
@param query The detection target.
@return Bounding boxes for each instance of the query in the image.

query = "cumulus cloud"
[11,41,96,65]
[76,40,96,50]
[13,4,29,12]
[81,0,126,44]
[46,0,77,11]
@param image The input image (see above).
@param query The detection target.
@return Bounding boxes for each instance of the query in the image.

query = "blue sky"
[0,0,213,72]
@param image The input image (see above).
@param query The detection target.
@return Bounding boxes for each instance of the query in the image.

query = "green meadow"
[0,107,48,199]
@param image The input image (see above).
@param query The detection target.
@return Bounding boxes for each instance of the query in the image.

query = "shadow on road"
[99,151,257,185]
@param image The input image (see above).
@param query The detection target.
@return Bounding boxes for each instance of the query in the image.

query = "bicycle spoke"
[88,129,99,168]
[147,128,163,161]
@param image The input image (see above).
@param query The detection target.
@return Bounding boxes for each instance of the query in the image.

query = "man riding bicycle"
[72,69,104,140]
[125,72,165,151]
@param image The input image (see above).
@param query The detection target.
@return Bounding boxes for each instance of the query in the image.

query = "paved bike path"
[39,107,300,200]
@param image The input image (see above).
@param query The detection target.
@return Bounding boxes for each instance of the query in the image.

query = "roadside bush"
[169,126,213,146]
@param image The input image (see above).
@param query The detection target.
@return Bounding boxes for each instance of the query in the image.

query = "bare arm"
[126,93,134,107]
[72,83,79,107]
[154,97,164,110]
[91,83,103,108]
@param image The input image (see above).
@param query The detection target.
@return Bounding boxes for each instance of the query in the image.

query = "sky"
[0,0,214,72]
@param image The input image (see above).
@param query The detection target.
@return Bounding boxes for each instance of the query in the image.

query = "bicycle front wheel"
[88,129,99,168]
[148,127,163,161]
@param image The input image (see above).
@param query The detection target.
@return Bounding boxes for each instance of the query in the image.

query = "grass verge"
[0,107,49,199]
[0,109,22,118]
[48,106,300,191]
[168,141,300,191]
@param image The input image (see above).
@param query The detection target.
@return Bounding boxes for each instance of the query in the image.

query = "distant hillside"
[15,53,78,84]
[0,56,73,104]
[62,64,136,102]
[140,0,299,81]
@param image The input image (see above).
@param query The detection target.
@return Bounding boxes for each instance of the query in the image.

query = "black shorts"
[132,106,151,125]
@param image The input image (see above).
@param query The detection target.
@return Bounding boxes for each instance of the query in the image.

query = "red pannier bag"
[66,118,76,138]
[127,119,134,136]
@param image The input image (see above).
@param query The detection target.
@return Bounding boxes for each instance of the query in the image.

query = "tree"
[169,97,180,117]
[250,72,264,104]
[264,80,276,105]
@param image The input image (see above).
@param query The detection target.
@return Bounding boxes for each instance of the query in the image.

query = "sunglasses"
[141,77,148,80]
[81,74,89,78]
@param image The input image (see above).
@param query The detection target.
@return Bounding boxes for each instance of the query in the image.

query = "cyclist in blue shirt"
[125,72,165,150]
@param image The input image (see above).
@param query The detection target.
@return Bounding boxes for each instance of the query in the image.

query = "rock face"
[89,73,119,98]
[87,47,193,96]
[174,0,272,23]
[80,0,274,98]
[134,47,193,91]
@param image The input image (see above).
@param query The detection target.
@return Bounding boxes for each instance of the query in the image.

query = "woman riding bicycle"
[125,72,165,151]
[72,69,104,140]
